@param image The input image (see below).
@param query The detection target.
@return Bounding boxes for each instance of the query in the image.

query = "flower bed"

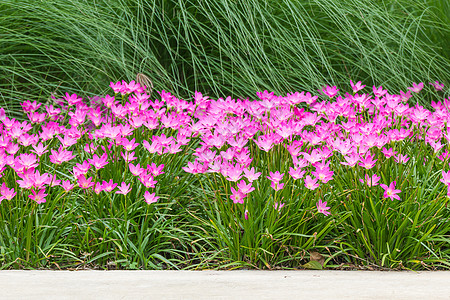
[0,80,448,270]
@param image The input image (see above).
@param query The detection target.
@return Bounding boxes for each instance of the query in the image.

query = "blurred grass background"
[0,0,449,116]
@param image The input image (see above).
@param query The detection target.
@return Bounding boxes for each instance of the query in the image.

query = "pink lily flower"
[49,147,76,165]
[147,163,165,177]
[316,199,331,216]
[304,175,319,190]
[88,153,109,170]
[350,80,366,93]
[102,179,118,192]
[121,151,137,163]
[223,164,243,182]
[274,202,285,211]
[359,174,381,187]
[0,183,16,202]
[144,191,159,204]
[321,85,339,98]
[394,154,410,164]
[358,153,377,169]
[267,171,284,183]
[379,181,401,201]
[230,187,246,204]
[77,175,95,189]
[429,81,444,91]
[116,182,132,195]
[31,143,49,157]
[236,180,255,194]
[63,92,83,106]
[407,82,424,93]
[381,147,397,158]
[17,153,39,170]
[270,181,285,191]
[61,180,75,192]
[289,167,305,180]
[94,182,103,194]
[373,86,387,97]
[440,170,450,186]
[129,163,145,176]
[243,167,261,182]
[139,174,157,188]
[28,188,48,204]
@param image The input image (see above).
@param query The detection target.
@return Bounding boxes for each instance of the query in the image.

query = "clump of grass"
[0,0,449,116]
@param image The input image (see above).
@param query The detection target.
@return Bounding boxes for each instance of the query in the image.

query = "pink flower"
[270,181,285,191]
[312,166,333,183]
[230,187,246,204]
[182,160,207,174]
[316,199,330,216]
[77,175,95,189]
[222,164,243,182]
[147,163,165,177]
[244,209,249,220]
[102,179,118,192]
[0,183,16,202]
[267,171,284,183]
[304,175,319,190]
[350,80,365,93]
[289,167,305,180]
[116,182,132,195]
[243,167,261,182]
[110,81,123,93]
[407,82,423,93]
[340,153,360,167]
[28,188,48,204]
[94,182,103,194]
[440,170,450,186]
[144,191,159,204]
[143,139,163,154]
[254,135,274,152]
[17,176,34,189]
[121,151,137,163]
[17,153,38,170]
[321,85,339,98]
[358,153,377,169]
[120,138,139,151]
[73,160,91,177]
[381,147,397,158]
[61,180,75,192]
[30,143,49,157]
[236,180,255,194]
[139,174,157,188]
[274,202,285,211]
[129,163,145,176]
[429,81,444,91]
[359,174,381,187]
[49,147,76,165]
[63,92,83,106]
[373,85,387,97]
[379,181,401,201]
[32,170,50,189]
[394,154,410,164]
[88,153,109,170]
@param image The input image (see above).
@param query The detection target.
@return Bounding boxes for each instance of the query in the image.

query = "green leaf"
[302,260,323,270]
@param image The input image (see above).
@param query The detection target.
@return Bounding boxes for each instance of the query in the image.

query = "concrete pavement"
[1,270,449,299]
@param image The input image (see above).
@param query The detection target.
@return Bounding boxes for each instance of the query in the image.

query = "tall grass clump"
[1,0,449,116]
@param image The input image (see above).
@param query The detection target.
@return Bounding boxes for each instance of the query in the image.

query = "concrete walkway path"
[1,270,449,299]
